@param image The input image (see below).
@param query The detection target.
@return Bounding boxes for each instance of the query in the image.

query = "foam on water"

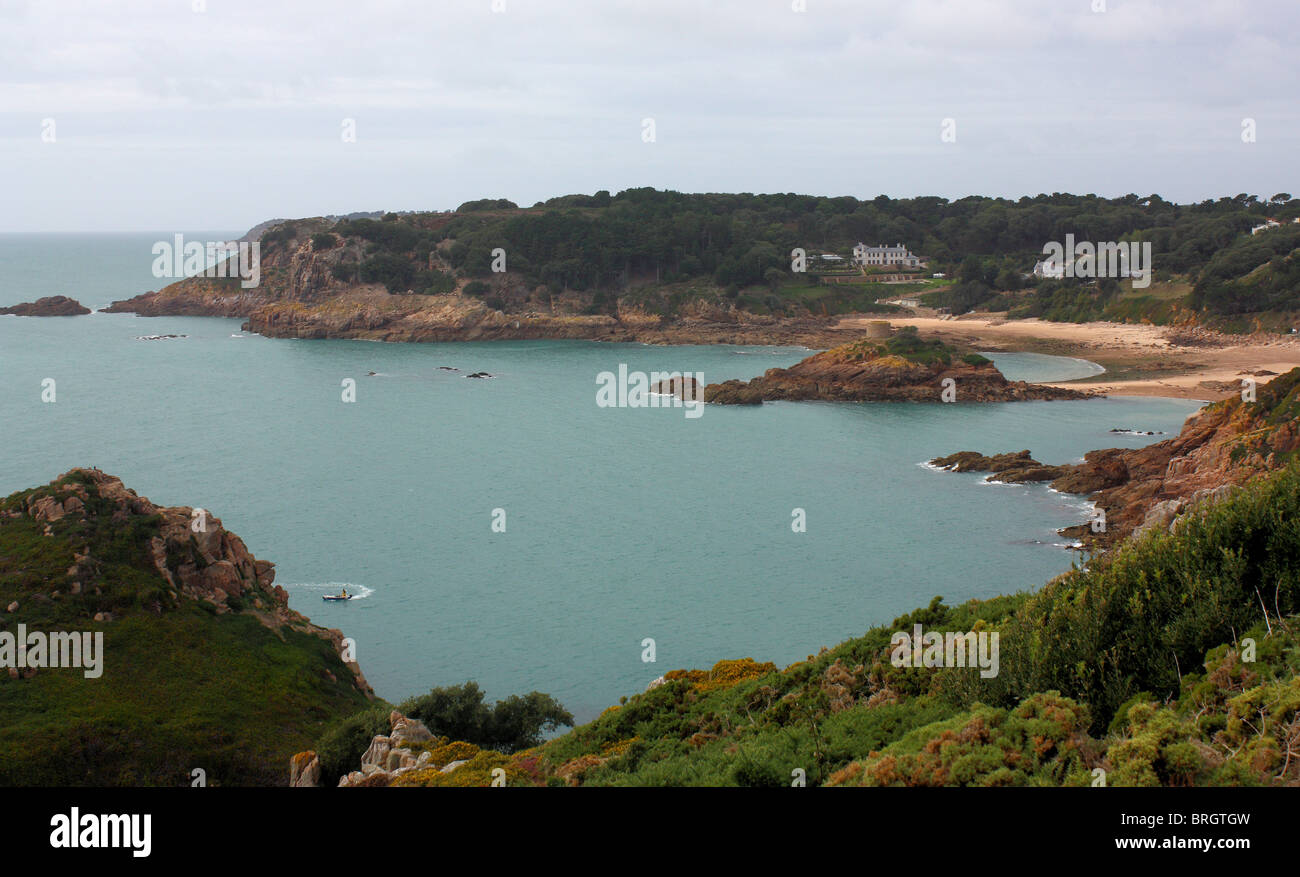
[284,582,376,600]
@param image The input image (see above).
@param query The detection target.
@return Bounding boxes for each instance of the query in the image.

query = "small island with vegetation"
[702,326,1090,404]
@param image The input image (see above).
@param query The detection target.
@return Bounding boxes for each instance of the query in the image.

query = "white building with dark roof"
[852,243,921,268]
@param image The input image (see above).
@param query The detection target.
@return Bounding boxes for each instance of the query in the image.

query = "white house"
[1252,219,1283,235]
[853,242,921,268]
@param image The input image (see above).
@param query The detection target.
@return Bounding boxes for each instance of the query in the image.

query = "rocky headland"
[930,367,1300,546]
[101,217,868,347]
[0,469,374,785]
[9,469,373,681]
[0,295,91,316]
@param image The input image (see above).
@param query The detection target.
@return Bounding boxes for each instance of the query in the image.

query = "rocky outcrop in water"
[928,450,1070,483]
[650,375,702,400]
[703,333,1092,404]
[0,295,91,316]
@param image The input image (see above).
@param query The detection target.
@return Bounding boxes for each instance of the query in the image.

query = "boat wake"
[283,582,375,600]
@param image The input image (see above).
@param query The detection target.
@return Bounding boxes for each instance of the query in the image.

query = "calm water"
[0,235,1201,721]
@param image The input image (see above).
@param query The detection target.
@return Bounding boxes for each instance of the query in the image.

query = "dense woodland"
[260,189,1300,325]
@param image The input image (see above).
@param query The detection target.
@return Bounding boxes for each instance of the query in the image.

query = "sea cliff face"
[702,333,1092,404]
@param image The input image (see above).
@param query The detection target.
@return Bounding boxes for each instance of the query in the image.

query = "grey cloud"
[0,0,1295,230]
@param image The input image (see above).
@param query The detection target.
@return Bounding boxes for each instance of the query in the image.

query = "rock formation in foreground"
[701,328,1093,404]
[0,295,91,316]
[930,367,1300,545]
[293,710,452,787]
[0,469,374,785]
[294,709,546,788]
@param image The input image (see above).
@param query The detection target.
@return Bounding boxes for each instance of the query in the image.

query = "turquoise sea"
[0,234,1202,721]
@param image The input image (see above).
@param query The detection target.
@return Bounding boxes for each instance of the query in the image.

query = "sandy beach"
[837,314,1300,400]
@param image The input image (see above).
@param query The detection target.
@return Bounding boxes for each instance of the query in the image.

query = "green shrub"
[984,460,1300,732]
[314,705,392,784]
[398,682,573,753]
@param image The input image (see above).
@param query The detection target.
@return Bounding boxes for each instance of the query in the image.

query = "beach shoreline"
[837,313,1300,401]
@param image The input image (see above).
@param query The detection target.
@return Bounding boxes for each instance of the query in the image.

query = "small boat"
[322,592,353,602]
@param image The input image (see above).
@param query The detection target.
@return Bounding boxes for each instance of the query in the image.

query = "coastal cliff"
[0,469,373,785]
[931,366,1300,545]
[703,328,1092,403]
[241,293,858,346]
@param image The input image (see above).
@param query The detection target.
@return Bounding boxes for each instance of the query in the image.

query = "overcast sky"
[1,0,1295,232]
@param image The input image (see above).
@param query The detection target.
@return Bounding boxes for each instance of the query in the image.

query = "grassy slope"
[0,474,372,786]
